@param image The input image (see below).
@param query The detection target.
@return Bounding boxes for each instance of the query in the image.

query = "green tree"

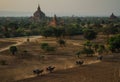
[97,44,105,55]
[102,24,118,39]
[9,46,17,55]
[65,25,83,38]
[84,40,92,49]
[40,27,53,38]
[108,34,120,52]
[83,29,97,41]
[53,27,65,39]
[92,43,99,52]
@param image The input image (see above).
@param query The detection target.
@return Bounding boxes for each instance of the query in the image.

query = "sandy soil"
[0,36,119,82]
[0,36,41,52]
[17,55,120,82]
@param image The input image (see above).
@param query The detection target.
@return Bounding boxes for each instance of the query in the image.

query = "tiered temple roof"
[110,13,117,19]
[33,4,46,22]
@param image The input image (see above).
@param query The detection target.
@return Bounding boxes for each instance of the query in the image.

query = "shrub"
[97,44,105,54]
[92,43,99,52]
[108,34,120,52]
[82,47,94,57]
[83,29,97,40]
[9,46,17,55]
[45,46,56,52]
[57,39,66,47]
[41,43,49,49]
[75,51,82,58]
[40,43,55,52]
[0,60,7,65]
[84,40,92,48]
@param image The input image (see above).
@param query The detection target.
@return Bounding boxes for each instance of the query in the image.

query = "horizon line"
[0,10,119,17]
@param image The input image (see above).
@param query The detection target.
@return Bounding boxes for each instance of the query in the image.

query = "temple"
[49,14,64,27]
[49,14,58,27]
[110,13,117,19]
[32,4,46,22]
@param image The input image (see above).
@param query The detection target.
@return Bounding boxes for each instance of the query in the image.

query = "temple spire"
[49,14,58,27]
[37,4,41,11]
[33,4,46,22]
[53,14,57,21]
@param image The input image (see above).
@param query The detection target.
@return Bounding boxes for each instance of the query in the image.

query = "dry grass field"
[0,41,16,49]
[0,36,120,82]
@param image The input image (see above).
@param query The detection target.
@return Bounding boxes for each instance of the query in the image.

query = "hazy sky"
[0,0,120,16]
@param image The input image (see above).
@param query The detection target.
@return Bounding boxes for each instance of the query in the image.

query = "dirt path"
[0,36,119,82]
[17,62,120,82]
[17,55,120,82]
[0,36,41,52]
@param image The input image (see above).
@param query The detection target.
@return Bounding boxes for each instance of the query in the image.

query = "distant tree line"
[0,16,120,38]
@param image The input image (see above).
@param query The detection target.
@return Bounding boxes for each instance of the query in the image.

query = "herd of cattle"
[33,55,103,76]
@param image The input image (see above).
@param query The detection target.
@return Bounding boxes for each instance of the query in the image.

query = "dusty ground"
[0,41,16,49]
[17,57,120,82]
[0,36,120,82]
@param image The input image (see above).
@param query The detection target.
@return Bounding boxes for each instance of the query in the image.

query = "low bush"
[0,60,7,65]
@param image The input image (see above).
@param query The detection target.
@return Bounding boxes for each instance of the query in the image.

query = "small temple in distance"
[110,13,117,19]
[49,14,65,27]
[109,13,118,22]
[49,14,58,27]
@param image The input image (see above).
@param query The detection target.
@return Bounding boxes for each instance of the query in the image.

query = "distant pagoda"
[110,13,117,19]
[49,14,64,27]
[32,4,46,22]
[49,14,58,27]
